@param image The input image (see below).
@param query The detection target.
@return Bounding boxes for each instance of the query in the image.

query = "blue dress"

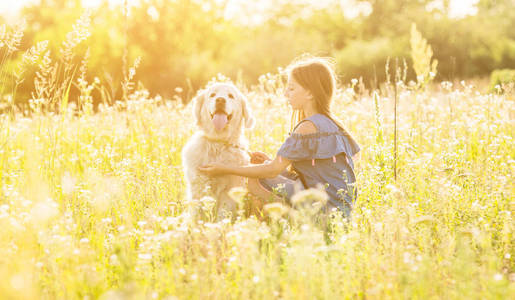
[258,113,360,216]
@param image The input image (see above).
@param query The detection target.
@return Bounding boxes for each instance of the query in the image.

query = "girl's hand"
[198,163,227,176]
[250,151,271,164]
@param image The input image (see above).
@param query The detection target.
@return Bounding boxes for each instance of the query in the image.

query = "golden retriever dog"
[182,82,255,218]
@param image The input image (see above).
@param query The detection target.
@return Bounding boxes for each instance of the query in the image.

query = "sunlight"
[340,0,373,19]
[81,0,139,9]
[449,0,479,18]
[426,0,479,18]
[1,0,480,21]
[0,0,512,298]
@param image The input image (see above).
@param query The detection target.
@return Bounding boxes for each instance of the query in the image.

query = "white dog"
[182,82,255,218]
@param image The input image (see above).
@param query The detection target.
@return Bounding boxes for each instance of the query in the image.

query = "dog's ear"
[239,91,255,129]
[192,89,207,126]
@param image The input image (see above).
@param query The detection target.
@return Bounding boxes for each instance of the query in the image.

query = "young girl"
[198,56,360,217]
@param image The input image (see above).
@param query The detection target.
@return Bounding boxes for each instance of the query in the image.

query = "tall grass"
[0,16,513,300]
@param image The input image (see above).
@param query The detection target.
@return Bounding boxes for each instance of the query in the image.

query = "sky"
[0,0,480,23]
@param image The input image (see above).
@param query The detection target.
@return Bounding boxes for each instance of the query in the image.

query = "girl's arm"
[198,155,290,178]
[199,121,316,178]
[352,152,360,164]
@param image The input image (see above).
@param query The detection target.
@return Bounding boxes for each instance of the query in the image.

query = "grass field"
[0,69,513,299]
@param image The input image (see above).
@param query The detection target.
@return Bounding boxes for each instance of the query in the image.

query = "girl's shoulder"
[280,113,360,162]
[304,113,339,133]
[292,119,317,135]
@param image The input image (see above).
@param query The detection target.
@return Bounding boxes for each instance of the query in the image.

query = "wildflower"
[412,215,435,225]
[373,222,383,232]
[441,81,453,90]
[138,253,152,260]
[493,273,503,281]
[228,187,248,206]
[109,254,120,266]
[200,196,216,211]
[10,273,26,291]
[263,202,289,220]
[61,172,76,195]
[30,198,59,224]
[290,188,328,206]
[339,234,348,244]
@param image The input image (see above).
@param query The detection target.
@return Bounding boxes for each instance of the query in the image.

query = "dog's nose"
[215,97,226,109]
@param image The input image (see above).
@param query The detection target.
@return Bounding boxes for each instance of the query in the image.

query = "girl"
[198,56,360,217]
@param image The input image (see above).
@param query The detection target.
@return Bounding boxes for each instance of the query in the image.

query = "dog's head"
[192,82,255,139]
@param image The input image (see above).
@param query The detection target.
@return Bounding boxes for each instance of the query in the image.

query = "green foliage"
[1,0,514,106]
[335,37,407,83]
[489,69,515,92]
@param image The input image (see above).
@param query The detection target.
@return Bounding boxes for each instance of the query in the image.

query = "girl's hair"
[287,55,347,132]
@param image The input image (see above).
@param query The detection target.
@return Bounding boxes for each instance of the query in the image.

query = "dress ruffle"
[277,129,360,162]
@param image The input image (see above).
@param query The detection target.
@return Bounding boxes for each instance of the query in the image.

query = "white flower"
[291,188,328,206]
[200,196,216,211]
[228,187,248,205]
[30,198,59,224]
[263,202,289,220]
[138,253,152,260]
[493,273,503,281]
[61,172,76,195]
[109,254,120,266]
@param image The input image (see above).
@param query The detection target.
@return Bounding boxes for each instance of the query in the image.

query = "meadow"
[0,7,514,299]
[0,69,513,299]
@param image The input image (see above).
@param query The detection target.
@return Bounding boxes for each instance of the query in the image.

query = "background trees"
[1,0,513,106]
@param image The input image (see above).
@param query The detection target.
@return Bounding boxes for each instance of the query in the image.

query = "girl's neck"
[303,105,319,119]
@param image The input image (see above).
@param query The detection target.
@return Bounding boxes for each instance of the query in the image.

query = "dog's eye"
[210,93,216,98]
[228,93,234,99]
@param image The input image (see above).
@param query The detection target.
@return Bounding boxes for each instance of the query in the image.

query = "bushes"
[489,69,515,92]
[334,37,408,84]
[2,0,514,104]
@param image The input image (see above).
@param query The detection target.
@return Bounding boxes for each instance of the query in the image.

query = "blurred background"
[0,0,514,106]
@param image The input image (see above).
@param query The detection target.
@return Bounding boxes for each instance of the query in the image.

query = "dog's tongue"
[212,113,228,131]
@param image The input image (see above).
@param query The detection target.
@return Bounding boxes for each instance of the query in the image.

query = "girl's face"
[284,76,313,111]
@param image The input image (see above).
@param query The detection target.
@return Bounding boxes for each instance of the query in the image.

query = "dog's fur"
[182,82,255,217]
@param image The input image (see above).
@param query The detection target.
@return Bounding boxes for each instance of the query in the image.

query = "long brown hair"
[287,56,348,133]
